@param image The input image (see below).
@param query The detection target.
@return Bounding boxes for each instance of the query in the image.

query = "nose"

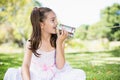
[55,19,58,26]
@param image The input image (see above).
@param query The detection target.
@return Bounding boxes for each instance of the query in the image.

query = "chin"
[51,31,57,34]
[51,33,57,34]
[51,30,57,34]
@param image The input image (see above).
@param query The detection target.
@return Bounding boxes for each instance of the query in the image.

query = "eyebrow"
[50,16,56,19]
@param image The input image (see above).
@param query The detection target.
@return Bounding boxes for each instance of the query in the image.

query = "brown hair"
[29,7,57,57]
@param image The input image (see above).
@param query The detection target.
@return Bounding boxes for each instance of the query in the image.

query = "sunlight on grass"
[0,44,23,54]
[65,50,120,80]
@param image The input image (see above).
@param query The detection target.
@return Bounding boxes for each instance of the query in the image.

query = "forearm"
[21,65,30,80]
[56,42,65,69]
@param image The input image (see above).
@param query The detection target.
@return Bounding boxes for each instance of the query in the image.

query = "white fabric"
[4,49,86,80]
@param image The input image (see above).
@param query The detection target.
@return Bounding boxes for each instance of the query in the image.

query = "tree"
[87,21,111,40]
[100,3,120,41]
[0,0,42,47]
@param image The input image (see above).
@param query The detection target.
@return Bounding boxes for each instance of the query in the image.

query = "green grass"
[0,49,120,80]
[65,49,120,80]
[0,53,23,79]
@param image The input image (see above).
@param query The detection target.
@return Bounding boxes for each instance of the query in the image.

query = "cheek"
[44,25,52,32]
[45,24,53,30]
[43,22,53,32]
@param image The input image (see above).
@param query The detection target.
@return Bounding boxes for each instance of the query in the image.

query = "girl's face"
[41,11,58,34]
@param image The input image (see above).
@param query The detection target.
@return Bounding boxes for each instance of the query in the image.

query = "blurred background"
[0,0,120,80]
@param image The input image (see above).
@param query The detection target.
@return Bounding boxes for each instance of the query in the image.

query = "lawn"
[0,49,120,80]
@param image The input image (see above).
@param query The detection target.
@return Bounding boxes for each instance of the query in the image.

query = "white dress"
[4,49,86,80]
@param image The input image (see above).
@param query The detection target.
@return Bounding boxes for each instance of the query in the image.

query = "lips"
[53,27,57,29]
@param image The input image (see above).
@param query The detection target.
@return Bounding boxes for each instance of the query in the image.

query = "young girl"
[4,7,86,80]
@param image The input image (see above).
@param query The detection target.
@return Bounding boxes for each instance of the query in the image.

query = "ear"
[40,22,44,29]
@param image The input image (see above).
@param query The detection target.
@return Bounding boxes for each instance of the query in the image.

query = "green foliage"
[100,3,120,41]
[75,3,120,41]
[66,39,86,49]
[12,2,33,46]
[33,0,42,7]
[111,30,120,41]
[0,0,29,23]
[87,22,111,40]
[74,24,89,40]
[0,0,42,46]
[0,24,14,44]
[101,3,120,26]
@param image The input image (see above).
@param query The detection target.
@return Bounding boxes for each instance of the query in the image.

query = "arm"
[21,41,32,80]
[56,29,68,69]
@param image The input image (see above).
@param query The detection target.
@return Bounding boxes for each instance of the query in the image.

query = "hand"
[56,28,68,44]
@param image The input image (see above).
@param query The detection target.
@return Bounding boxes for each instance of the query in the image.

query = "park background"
[0,0,120,80]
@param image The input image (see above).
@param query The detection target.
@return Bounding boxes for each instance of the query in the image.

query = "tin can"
[57,24,76,37]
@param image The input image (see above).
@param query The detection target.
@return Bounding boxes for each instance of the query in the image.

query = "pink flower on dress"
[42,64,55,71]
[42,64,56,80]
[42,64,48,71]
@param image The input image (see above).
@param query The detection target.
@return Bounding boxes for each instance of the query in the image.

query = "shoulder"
[25,40,31,48]
[24,40,32,54]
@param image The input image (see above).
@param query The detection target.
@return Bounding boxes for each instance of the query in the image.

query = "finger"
[64,30,68,37]
[61,29,64,35]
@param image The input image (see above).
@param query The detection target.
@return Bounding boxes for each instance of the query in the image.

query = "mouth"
[53,27,57,29]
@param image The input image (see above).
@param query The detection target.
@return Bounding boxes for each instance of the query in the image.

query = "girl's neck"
[39,32,54,51]
[41,32,51,42]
